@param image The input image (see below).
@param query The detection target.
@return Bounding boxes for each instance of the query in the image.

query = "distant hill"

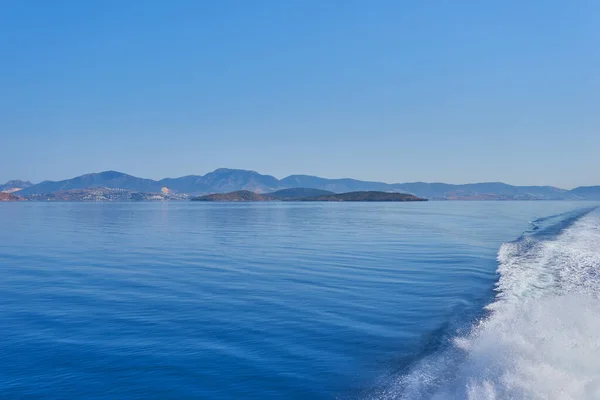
[158,175,206,193]
[281,175,391,193]
[267,188,335,200]
[22,168,281,196]
[12,168,600,200]
[187,168,280,193]
[192,190,275,202]
[302,191,426,202]
[159,169,280,194]
[18,171,163,195]
[569,186,600,200]
[0,180,33,193]
[390,182,575,200]
[279,176,576,200]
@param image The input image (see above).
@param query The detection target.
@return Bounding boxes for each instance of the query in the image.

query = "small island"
[192,190,274,202]
[191,189,427,202]
[301,191,426,202]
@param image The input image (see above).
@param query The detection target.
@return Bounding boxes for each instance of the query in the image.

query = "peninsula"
[0,192,22,201]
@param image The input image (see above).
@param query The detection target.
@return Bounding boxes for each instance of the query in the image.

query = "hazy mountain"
[21,169,282,196]
[279,177,576,200]
[390,182,575,200]
[0,180,33,193]
[158,175,206,193]
[18,171,163,195]
[196,168,281,193]
[569,186,600,200]
[159,169,281,194]
[280,175,392,192]
[14,168,600,200]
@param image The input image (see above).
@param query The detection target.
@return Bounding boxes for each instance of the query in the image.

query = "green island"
[192,189,427,202]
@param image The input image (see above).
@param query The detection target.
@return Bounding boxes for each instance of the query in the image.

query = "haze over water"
[1,201,598,399]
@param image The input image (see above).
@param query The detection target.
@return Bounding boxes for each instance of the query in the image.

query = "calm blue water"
[1,201,598,399]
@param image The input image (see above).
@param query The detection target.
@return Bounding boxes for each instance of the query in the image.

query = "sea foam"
[376,207,600,400]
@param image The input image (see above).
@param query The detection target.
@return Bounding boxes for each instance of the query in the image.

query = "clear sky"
[1,0,599,188]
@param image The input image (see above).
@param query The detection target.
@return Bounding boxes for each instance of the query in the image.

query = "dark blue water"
[0,201,595,399]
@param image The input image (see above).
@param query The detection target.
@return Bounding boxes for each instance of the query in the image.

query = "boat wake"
[371,206,600,400]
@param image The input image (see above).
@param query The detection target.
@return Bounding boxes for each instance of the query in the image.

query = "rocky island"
[301,191,427,202]
[0,192,23,201]
[192,189,427,202]
[192,190,275,202]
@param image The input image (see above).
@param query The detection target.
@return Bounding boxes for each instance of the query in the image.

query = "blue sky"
[1,0,599,188]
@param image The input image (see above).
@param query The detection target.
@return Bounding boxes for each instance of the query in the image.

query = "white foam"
[377,208,600,400]
[493,210,600,309]
[434,294,600,400]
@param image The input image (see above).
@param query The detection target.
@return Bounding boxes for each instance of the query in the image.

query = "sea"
[1,201,598,399]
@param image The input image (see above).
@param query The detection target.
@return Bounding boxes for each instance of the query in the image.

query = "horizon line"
[3,168,597,191]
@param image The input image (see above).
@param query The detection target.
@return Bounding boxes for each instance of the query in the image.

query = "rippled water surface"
[0,201,595,399]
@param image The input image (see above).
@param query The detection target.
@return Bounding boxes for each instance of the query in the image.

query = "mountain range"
[5,169,600,200]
